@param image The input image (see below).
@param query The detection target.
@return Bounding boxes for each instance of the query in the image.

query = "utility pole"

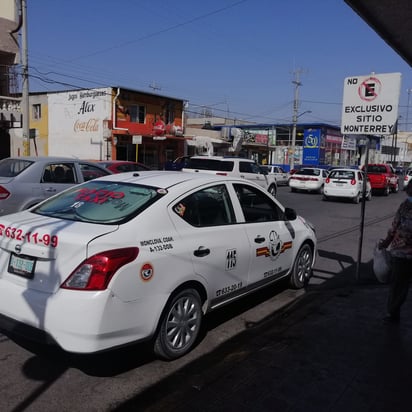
[406,88,412,131]
[290,69,303,171]
[21,0,30,155]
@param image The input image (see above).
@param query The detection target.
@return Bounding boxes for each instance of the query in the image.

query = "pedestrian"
[379,180,412,322]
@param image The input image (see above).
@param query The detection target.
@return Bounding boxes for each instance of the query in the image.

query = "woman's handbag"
[373,243,391,283]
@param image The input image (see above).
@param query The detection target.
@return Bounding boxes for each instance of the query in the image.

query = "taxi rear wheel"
[154,288,203,360]
[289,244,313,289]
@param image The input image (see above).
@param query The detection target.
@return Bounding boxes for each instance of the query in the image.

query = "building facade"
[10,87,186,169]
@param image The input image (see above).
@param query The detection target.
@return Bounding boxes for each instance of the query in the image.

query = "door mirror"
[284,207,297,221]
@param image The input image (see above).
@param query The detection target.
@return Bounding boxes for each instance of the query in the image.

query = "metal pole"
[406,89,412,131]
[21,0,30,155]
[290,74,301,171]
[356,136,370,282]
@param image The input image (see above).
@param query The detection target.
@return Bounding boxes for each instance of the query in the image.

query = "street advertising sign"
[341,72,401,135]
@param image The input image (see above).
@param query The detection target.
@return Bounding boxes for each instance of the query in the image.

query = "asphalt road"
[0,185,402,412]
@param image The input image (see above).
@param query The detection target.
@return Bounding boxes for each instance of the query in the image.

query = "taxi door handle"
[194,246,210,257]
[254,236,265,243]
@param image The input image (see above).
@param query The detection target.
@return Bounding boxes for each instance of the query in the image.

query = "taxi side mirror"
[285,207,297,221]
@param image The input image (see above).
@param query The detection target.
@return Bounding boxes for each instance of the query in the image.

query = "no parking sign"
[341,72,401,135]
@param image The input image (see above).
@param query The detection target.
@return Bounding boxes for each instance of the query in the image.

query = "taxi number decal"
[264,267,283,278]
[0,224,58,247]
[216,282,242,297]
[226,249,237,270]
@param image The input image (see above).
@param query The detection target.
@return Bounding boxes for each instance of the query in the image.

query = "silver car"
[0,156,111,216]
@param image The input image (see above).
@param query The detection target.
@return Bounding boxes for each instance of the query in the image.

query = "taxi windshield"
[32,180,163,224]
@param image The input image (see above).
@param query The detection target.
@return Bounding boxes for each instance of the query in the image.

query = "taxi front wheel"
[289,243,313,289]
[154,288,203,360]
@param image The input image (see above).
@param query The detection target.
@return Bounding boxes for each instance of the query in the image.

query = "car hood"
[0,211,118,293]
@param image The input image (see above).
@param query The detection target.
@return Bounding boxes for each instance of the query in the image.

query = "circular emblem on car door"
[269,230,282,260]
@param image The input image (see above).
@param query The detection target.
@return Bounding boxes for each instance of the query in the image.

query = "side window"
[239,162,253,173]
[173,184,235,227]
[42,163,76,184]
[79,163,110,181]
[234,184,282,223]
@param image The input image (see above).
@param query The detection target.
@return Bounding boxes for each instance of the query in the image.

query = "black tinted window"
[184,158,234,172]
[234,184,282,223]
[174,184,235,227]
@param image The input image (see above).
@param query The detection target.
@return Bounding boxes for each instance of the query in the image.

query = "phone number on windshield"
[0,225,59,248]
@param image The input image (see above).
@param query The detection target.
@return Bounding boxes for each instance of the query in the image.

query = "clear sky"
[26,0,412,128]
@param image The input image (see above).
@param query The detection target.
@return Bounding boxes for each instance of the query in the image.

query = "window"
[79,163,110,181]
[239,161,258,173]
[174,185,235,227]
[129,105,146,123]
[32,104,41,120]
[42,163,77,184]
[234,184,282,223]
[34,181,162,224]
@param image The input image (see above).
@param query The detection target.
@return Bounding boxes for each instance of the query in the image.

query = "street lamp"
[290,108,311,170]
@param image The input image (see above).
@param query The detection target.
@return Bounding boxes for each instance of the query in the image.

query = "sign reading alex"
[341,72,401,135]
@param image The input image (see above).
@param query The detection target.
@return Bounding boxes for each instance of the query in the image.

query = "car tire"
[154,288,203,360]
[352,192,360,204]
[268,184,277,197]
[289,243,313,289]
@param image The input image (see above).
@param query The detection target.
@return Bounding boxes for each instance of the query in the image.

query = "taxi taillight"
[351,179,356,185]
[61,247,139,290]
[0,186,10,200]
[325,177,330,184]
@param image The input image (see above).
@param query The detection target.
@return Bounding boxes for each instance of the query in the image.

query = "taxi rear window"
[32,180,163,224]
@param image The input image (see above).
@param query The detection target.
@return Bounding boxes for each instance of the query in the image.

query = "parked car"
[0,171,316,360]
[95,160,150,173]
[404,169,412,189]
[0,156,111,216]
[260,165,290,185]
[183,156,278,196]
[288,167,329,194]
[323,168,372,203]
[361,163,399,195]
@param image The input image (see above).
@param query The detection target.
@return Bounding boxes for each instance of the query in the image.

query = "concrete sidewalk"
[116,260,412,412]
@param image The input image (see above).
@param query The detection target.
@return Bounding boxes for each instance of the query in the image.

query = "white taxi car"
[0,171,316,360]
[289,167,328,194]
[323,168,372,203]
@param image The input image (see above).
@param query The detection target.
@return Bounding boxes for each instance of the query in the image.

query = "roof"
[344,0,412,66]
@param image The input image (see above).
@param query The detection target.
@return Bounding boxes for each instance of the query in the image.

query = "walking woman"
[379,180,412,322]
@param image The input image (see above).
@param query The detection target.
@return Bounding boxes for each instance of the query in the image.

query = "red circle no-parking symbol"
[358,76,381,101]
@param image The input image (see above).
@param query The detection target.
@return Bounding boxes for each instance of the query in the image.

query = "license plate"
[8,253,36,278]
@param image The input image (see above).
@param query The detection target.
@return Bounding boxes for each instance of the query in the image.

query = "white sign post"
[341,72,401,135]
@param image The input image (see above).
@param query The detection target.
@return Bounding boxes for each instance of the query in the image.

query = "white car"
[289,167,329,194]
[260,165,290,186]
[323,168,372,203]
[183,156,278,196]
[0,171,316,360]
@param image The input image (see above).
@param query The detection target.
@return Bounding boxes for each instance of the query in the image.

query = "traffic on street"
[0,180,400,411]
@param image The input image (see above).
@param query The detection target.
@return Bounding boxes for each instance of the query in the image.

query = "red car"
[96,161,151,174]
